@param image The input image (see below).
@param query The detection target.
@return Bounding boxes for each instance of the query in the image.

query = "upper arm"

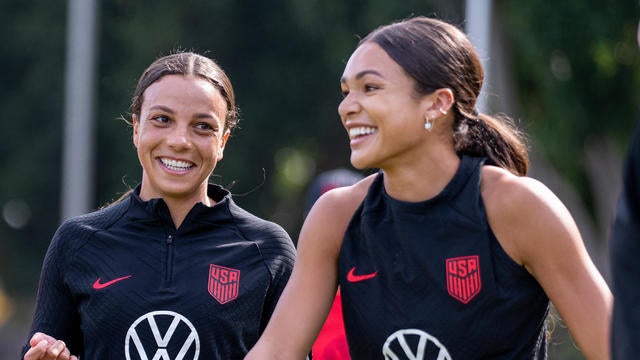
[258,225,297,332]
[482,167,612,360]
[23,226,82,356]
[247,179,370,359]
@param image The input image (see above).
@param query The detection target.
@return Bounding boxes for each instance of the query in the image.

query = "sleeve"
[258,224,296,333]
[610,121,640,359]
[21,223,84,358]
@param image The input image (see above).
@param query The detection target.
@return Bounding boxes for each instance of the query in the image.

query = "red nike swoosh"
[347,267,377,282]
[92,275,132,290]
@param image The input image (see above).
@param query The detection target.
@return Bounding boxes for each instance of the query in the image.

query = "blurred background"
[1,0,638,358]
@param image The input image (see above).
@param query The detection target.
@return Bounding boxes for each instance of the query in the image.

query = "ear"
[434,88,455,112]
[132,114,139,148]
[424,88,455,118]
[216,129,231,159]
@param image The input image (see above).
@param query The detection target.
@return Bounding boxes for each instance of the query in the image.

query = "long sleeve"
[21,224,83,358]
[253,223,296,333]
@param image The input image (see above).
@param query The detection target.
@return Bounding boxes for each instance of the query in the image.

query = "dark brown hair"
[131,51,239,133]
[361,16,529,175]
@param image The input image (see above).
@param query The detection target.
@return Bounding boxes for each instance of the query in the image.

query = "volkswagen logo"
[125,310,200,360]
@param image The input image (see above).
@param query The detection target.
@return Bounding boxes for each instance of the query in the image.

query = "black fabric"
[610,122,640,359]
[21,184,295,359]
[338,156,549,359]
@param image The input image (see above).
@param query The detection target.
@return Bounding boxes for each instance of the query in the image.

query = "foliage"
[0,0,66,291]
[502,0,640,213]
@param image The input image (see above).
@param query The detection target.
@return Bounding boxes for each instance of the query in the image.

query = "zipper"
[165,234,174,283]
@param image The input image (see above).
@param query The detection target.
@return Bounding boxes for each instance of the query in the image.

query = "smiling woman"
[133,74,231,227]
[21,52,296,359]
[245,16,612,360]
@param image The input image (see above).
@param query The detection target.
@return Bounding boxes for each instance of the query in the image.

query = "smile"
[349,126,376,140]
[160,158,195,172]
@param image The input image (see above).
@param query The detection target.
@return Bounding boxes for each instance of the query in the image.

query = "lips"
[348,126,376,140]
[159,157,195,172]
[348,126,377,149]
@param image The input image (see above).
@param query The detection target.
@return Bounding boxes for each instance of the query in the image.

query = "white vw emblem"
[383,329,451,360]
[125,310,200,360]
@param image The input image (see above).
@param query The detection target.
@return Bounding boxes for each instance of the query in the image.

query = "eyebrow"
[148,105,217,119]
[340,69,384,83]
[149,105,175,113]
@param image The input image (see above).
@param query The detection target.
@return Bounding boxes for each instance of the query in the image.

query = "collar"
[126,183,233,228]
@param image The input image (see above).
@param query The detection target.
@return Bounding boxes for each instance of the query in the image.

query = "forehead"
[142,74,227,113]
[341,42,404,82]
[144,74,218,99]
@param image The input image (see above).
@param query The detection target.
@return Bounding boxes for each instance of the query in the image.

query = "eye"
[364,84,379,92]
[340,88,349,98]
[195,122,214,131]
[151,114,170,124]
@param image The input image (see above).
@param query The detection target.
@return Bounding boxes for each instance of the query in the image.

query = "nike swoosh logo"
[92,275,132,290]
[347,267,377,282]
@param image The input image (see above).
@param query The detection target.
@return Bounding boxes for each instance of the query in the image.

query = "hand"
[23,332,78,360]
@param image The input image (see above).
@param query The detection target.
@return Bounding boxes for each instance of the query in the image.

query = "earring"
[439,108,447,115]
[424,116,433,131]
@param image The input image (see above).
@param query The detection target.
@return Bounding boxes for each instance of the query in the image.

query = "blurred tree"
[503,0,640,223]
[0,0,66,292]
[498,0,639,296]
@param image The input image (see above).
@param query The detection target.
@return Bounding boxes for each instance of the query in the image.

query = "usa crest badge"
[446,255,481,304]
[208,264,240,304]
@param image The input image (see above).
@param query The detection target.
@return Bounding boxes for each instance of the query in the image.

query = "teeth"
[349,126,376,139]
[161,158,193,171]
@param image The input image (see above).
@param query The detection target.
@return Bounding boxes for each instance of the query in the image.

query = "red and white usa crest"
[208,264,240,304]
[446,255,481,304]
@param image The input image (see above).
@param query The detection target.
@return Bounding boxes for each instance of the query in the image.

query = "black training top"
[22,184,296,359]
[610,121,640,359]
[338,156,549,359]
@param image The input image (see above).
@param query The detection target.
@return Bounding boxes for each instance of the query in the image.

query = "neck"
[138,184,213,229]
[381,150,460,202]
[163,198,193,229]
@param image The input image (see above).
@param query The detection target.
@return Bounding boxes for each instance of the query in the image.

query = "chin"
[350,156,370,170]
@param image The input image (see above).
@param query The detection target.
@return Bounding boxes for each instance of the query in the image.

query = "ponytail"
[453,112,529,176]
[358,15,529,175]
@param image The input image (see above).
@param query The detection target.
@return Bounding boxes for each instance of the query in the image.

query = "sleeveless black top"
[338,156,549,359]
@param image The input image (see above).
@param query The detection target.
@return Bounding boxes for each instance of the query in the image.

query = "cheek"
[196,138,223,159]
[133,121,150,146]
[134,124,160,147]
[134,131,150,152]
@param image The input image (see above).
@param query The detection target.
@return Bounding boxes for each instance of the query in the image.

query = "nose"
[166,125,192,150]
[338,93,360,122]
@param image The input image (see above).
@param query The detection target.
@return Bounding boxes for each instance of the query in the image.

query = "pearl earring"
[439,108,447,115]
[424,117,433,131]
